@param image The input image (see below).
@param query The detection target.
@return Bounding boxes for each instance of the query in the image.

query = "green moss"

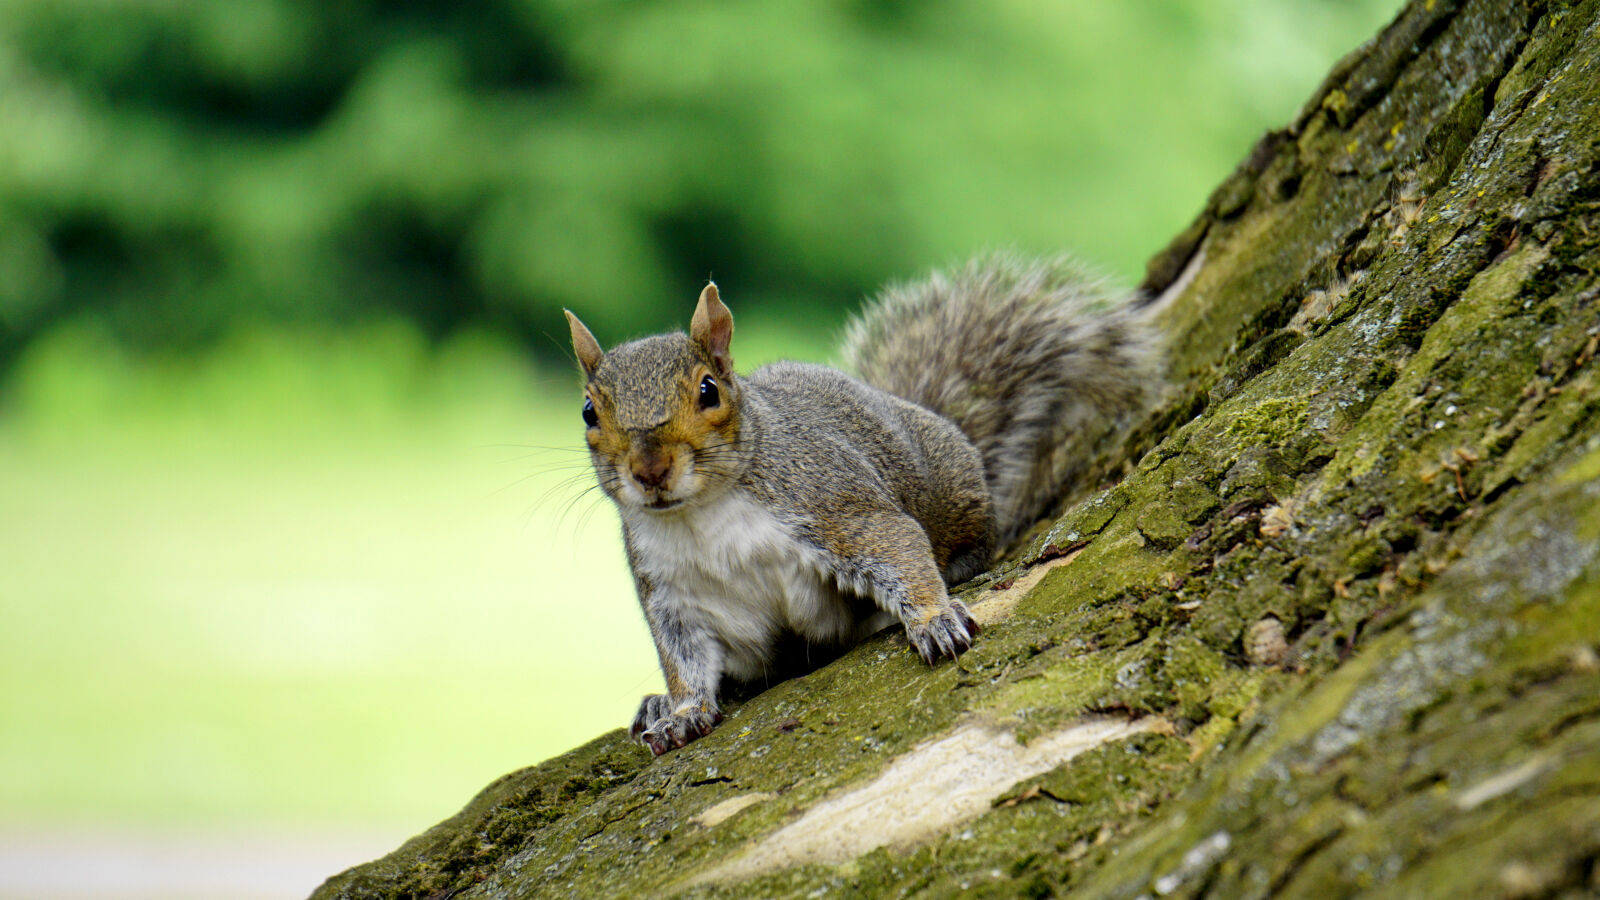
[1342,534,1390,576]
[1558,443,1600,487]
[1222,397,1310,448]
[989,649,1114,727]
[1162,635,1228,721]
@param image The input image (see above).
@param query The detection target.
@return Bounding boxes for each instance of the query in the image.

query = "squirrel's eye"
[698,375,720,409]
[582,398,598,428]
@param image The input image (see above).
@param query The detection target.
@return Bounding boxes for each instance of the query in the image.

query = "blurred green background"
[0,0,1400,894]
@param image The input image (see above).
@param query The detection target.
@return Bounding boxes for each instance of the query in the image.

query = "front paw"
[906,598,980,665]
[629,694,672,743]
[630,694,722,756]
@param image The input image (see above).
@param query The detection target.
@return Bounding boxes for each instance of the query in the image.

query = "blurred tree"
[0,0,1402,371]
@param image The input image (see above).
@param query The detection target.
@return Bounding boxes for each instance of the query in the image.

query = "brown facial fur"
[578,332,742,508]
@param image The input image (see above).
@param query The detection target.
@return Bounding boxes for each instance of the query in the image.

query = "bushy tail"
[841,254,1161,545]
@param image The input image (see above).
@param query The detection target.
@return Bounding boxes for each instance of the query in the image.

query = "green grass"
[0,320,831,832]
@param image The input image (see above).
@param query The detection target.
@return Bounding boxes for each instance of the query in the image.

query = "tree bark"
[313,1,1600,896]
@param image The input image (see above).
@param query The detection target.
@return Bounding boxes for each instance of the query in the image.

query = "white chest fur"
[624,490,863,679]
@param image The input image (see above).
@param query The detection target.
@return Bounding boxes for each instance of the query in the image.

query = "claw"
[953,599,978,632]
[906,599,980,665]
[630,693,722,755]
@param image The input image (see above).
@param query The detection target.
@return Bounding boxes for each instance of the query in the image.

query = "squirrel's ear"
[690,282,734,372]
[564,310,604,378]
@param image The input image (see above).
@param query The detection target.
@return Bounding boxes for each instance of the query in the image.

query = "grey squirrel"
[564,254,1161,756]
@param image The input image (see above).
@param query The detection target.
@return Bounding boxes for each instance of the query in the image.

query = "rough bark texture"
[313,1,1600,897]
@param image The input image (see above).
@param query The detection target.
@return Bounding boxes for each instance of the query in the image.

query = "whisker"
[479,441,588,453]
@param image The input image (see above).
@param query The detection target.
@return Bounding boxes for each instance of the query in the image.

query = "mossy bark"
[313,1,1600,897]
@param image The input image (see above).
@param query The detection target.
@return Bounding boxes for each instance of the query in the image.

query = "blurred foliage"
[0,0,1401,369]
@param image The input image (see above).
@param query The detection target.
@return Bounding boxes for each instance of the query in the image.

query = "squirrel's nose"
[631,453,672,489]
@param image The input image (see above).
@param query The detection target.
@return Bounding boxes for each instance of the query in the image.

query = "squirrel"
[564,254,1162,756]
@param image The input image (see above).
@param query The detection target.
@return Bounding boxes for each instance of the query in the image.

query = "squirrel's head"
[565,284,743,513]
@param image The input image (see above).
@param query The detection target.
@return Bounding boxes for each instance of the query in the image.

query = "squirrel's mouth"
[645,497,683,511]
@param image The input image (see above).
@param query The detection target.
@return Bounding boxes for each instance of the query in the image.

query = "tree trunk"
[313,1,1600,896]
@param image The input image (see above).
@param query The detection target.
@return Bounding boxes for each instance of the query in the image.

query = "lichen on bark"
[312,1,1600,897]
